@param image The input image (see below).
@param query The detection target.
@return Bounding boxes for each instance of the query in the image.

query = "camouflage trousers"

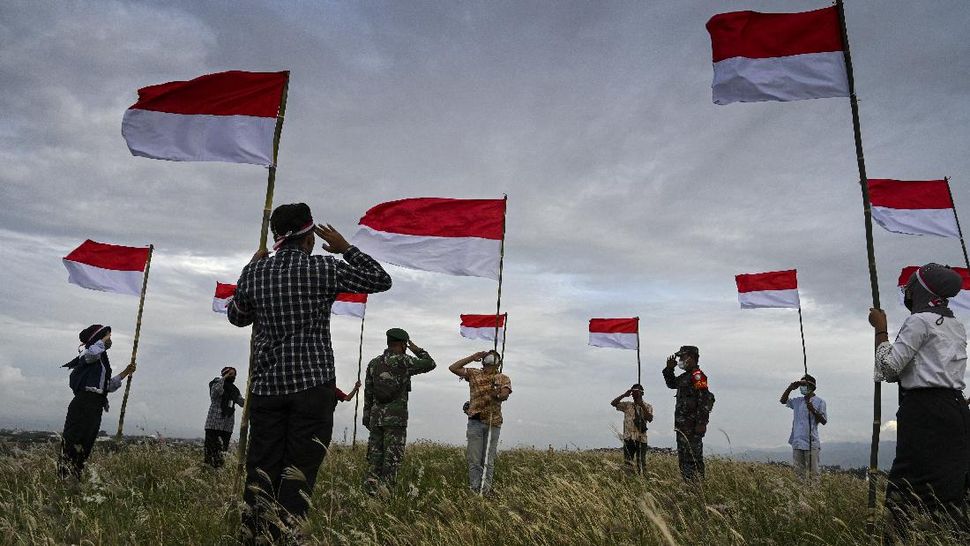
[366,425,407,489]
[676,432,705,481]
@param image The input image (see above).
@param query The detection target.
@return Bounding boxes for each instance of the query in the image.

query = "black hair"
[270,203,313,247]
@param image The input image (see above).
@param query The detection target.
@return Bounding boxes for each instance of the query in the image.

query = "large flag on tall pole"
[588,317,642,383]
[898,266,970,315]
[735,269,808,375]
[869,179,960,238]
[212,282,236,313]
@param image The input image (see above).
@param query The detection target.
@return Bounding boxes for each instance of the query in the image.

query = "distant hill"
[722,441,897,470]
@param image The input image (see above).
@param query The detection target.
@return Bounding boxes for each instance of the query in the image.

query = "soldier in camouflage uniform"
[362,328,435,493]
[663,345,715,482]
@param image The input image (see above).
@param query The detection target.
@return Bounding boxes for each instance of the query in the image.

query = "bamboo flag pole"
[482,194,508,496]
[834,1,883,534]
[234,76,290,485]
[797,307,808,376]
[115,244,154,439]
[798,304,814,479]
[351,311,367,449]
[944,177,970,271]
[499,313,508,366]
[635,317,642,385]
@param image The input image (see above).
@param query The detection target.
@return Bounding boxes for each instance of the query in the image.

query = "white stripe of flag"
[62,240,149,296]
[459,314,506,342]
[332,293,367,318]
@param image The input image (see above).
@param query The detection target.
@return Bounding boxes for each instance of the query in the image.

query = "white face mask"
[677,358,688,370]
[482,354,499,366]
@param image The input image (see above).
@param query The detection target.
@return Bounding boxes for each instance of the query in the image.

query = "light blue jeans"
[466,419,501,493]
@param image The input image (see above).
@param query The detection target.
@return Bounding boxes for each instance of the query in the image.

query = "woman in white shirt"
[869,263,970,537]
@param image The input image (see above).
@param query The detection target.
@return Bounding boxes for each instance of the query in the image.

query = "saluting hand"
[315,224,351,254]
[472,351,488,361]
[665,355,676,368]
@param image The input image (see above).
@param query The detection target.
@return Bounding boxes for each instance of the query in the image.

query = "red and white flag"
[332,293,367,318]
[459,314,506,342]
[212,282,236,313]
[588,318,639,350]
[898,266,970,314]
[869,179,959,238]
[352,197,506,280]
[735,269,800,309]
[63,240,150,296]
[706,7,849,105]
[122,70,288,166]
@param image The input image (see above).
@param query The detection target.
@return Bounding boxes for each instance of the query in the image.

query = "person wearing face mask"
[449,349,512,494]
[611,384,654,475]
[203,366,245,468]
[869,263,970,538]
[663,345,715,482]
[780,374,827,480]
[58,324,135,480]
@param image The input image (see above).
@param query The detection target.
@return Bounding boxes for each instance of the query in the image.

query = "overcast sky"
[2,1,969,454]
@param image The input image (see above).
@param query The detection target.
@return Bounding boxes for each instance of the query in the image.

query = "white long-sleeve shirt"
[875,312,967,390]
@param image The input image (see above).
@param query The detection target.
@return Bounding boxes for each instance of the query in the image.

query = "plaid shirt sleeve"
[334,246,392,294]
[227,261,258,327]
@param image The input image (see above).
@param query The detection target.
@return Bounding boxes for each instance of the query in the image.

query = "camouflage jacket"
[363,349,435,427]
[663,366,715,437]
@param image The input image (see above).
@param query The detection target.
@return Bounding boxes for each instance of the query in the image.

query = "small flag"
[351,197,506,280]
[898,266,970,313]
[706,7,848,105]
[212,282,236,313]
[63,240,150,296]
[588,318,639,350]
[459,314,506,342]
[869,179,959,238]
[122,70,288,166]
[332,293,367,318]
[735,269,800,309]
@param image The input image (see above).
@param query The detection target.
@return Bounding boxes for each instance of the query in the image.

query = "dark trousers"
[204,429,232,468]
[676,432,705,481]
[623,439,647,474]
[242,382,335,537]
[59,391,105,479]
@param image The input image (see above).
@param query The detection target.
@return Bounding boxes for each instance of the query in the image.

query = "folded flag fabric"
[351,197,506,280]
[706,7,848,105]
[869,179,959,238]
[332,293,367,318]
[63,240,150,296]
[212,282,236,313]
[459,314,506,342]
[122,70,288,166]
[735,269,800,309]
[898,266,970,313]
[588,318,639,350]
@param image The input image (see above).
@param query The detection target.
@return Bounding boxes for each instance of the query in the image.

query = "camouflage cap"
[386,328,410,342]
[675,345,699,357]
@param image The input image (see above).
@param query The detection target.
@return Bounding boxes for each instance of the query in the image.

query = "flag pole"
[351,311,367,449]
[235,75,289,486]
[944,177,970,270]
[115,244,154,439]
[499,313,508,367]
[482,194,507,496]
[835,1,882,535]
[797,307,808,376]
[635,317,642,385]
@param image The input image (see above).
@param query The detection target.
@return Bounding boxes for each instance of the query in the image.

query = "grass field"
[0,438,962,545]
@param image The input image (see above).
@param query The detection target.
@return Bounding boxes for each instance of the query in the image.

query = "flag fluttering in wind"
[351,197,506,280]
[122,70,289,166]
[332,293,368,318]
[735,269,800,309]
[212,282,236,313]
[898,266,970,313]
[459,314,506,342]
[63,240,151,296]
[706,7,848,105]
[588,318,639,350]
[869,179,959,237]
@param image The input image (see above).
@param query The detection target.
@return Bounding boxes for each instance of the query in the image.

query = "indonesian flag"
[588,318,639,350]
[352,197,506,280]
[706,7,849,105]
[898,266,970,314]
[459,314,506,342]
[869,179,959,238]
[735,269,800,309]
[63,240,150,296]
[212,282,236,313]
[122,70,288,166]
[332,293,367,318]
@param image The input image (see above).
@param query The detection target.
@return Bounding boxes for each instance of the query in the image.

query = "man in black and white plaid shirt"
[229,202,391,540]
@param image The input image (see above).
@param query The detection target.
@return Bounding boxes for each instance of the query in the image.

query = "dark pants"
[623,439,647,474]
[59,391,105,479]
[676,432,705,481]
[204,429,232,468]
[365,425,407,490]
[886,388,970,539]
[242,382,335,538]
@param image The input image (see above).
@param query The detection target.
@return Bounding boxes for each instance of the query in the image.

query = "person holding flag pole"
[330,292,369,448]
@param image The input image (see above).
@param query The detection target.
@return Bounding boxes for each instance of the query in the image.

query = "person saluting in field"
[361,328,435,494]
[58,324,135,480]
[663,345,714,482]
[228,203,392,540]
[611,383,653,475]
[869,263,970,538]
[202,366,244,468]
[779,374,827,480]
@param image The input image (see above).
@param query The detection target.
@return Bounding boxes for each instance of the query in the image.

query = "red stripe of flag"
[868,179,954,210]
[128,71,288,117]
[707,7,844,63]
[358,198,506,240]
[735,270,798,293]
[64,240,150,272]
[215,282,236,299]
[336,293,368,303]
[589,318,638,334]
[460,314,506,328]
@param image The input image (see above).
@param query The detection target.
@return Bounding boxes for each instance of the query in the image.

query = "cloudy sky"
[2,1,969,455]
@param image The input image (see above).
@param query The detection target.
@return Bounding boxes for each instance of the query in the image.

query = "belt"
[468,413,481,421]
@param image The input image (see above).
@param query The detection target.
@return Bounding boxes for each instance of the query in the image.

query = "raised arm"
[611,390,630,407]
[406,340,436,375]
[449,351,486,378]
[780,381,800,404]
[662,355,678,389]
[315,224,392,295]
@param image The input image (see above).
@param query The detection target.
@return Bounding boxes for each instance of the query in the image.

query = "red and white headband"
[272,220,314,251]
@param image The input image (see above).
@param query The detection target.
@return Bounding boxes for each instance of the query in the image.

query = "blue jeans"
[466,419,501,493]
